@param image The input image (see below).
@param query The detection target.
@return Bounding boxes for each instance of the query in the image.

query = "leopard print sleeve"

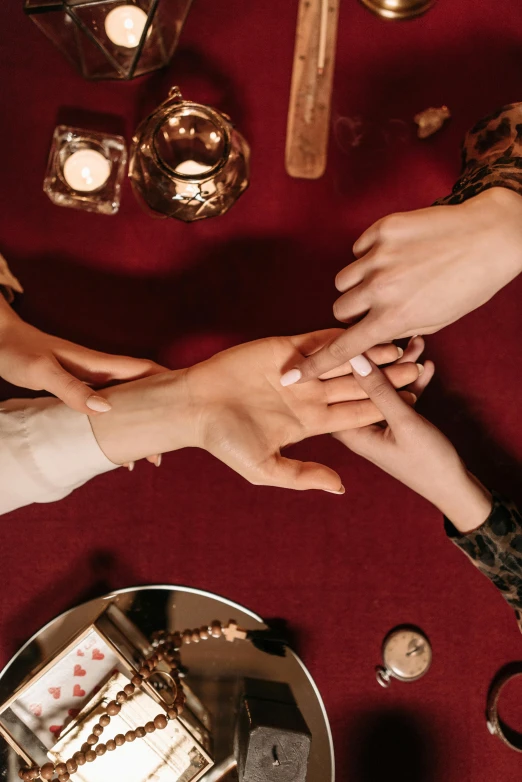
[445,492,522,631]
[436,103,522,206]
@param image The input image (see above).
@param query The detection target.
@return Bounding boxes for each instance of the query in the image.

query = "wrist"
[436,469,493,533]
[472,187,522,273]
[89,369,198,464]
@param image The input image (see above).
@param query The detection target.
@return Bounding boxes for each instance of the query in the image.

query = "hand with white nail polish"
[91,329,423,493]
[334,341,493,532]
[180,330,423,493]
[286,187,522,383]
[0,295,164,414]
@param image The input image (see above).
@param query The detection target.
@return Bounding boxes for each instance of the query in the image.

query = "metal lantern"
[24,0,193,80]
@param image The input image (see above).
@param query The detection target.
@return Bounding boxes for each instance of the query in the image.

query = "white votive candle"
[63,149,111,192]
[175,159,212,176]
[104,5,148,48]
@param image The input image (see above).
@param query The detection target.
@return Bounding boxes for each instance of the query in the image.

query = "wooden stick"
[285,0,340,179]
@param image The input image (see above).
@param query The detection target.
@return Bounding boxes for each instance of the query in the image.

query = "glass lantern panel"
[68,1,140,78]
[25,8,82,72]
[152,0,193,62]
[24,0,63,8]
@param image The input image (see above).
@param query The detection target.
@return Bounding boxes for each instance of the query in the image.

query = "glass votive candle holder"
[44,125,128,215]
[129,87,250,222]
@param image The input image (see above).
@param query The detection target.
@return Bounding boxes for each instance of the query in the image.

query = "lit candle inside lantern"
[104,5,148,48]
[175,160,212,176]
[63,149,111,192]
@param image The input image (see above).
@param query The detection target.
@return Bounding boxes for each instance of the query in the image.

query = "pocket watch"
[376,626,432,688]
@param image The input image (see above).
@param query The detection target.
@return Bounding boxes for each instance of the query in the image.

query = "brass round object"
[360,0,434,20]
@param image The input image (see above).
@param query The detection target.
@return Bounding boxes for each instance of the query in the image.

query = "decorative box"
[49,672,210,782]
[0,603,213,782]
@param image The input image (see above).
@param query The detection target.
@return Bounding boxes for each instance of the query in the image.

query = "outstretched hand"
[281,188,522,384]
[0,300,164,414]
[334,338,492,530]
[185,329,422,493]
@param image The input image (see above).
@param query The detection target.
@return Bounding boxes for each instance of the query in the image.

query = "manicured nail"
[349,355,372,376]
[397,347,404,358]
[280,368,302,387]
[127,461,135,472]
[325,485,345,495]
[416,363,424,375]
[86,395,112,413]
[151,454,162,467]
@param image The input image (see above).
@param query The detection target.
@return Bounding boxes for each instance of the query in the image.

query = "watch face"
[382,628,432,681]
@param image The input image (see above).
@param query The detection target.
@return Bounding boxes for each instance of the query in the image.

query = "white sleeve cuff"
[0,397,118,514]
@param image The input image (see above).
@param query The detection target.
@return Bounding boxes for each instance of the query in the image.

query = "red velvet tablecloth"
[2,1,522,779]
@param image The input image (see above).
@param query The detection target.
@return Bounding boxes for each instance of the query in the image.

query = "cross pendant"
[223,620,248,643]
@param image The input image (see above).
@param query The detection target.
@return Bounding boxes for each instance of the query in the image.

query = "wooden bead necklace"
[19,620,246,782]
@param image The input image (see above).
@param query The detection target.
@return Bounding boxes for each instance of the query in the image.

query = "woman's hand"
[281,188,522,384]
[91,329,423,493]
[334,342,493,531]
[184,329,422,493]
[0,298,164,414]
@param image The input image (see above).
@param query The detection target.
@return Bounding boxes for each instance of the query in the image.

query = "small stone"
[414,106,451,139]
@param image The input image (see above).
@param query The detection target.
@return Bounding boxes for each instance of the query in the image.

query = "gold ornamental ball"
[360,0,434,20]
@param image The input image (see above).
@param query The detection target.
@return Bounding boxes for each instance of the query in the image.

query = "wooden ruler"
[285,0,340,179]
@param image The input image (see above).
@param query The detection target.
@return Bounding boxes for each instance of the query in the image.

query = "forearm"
[88,370,195,464]
[433,468,493,534]
[0,369,196,515]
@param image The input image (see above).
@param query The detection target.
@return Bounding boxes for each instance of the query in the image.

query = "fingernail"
[156,454,162,467]
[280,368,301,387]
[127,461,135,472]
[397,347,404,358]
[325,485,345,495]
[349,355,372,376]
[416,363,424,375]
[86,395,112,413]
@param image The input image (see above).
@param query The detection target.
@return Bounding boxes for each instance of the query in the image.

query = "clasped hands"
[4,186,522,513]
[0,286,423,494]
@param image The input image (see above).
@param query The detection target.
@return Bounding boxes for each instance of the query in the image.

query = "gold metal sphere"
[360,0,434,20]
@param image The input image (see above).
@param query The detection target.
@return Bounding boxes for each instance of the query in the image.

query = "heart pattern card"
[10,629,122,748]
